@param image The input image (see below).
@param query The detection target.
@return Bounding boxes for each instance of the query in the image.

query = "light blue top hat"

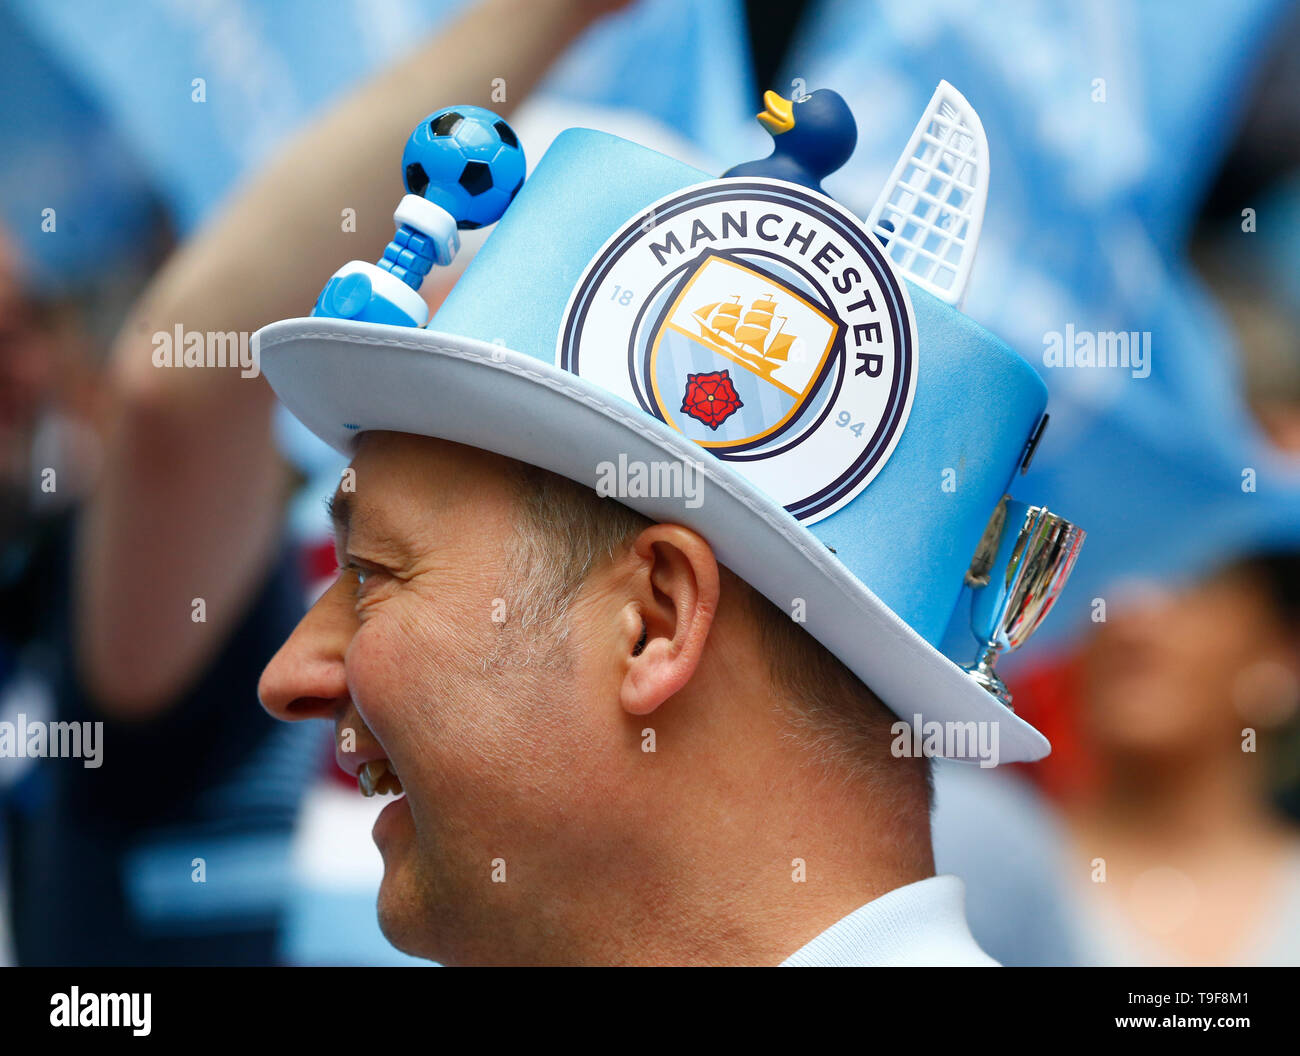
[257,83,1083,764]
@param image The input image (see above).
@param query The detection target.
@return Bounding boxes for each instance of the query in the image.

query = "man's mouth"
[358,758,405,797]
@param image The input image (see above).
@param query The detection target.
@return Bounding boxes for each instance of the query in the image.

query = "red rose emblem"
[681,370,743,430]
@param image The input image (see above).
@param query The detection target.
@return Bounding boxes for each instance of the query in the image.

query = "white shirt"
[780,875,999,966]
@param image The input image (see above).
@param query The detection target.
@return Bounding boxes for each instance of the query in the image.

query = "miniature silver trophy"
[964,498,1086,707]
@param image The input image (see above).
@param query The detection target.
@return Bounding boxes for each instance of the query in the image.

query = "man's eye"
[341,562,370,588]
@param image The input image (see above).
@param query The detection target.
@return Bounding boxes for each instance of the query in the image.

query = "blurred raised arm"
[78,0,630,716]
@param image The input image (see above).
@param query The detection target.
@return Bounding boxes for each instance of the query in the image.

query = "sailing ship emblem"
[691,294,797,385]
[648,251,839,450]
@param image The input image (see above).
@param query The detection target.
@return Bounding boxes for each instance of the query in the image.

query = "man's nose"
[259,577,354,722]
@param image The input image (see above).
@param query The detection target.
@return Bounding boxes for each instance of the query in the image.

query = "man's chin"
[371,795,430,956]
[375,862,439,961]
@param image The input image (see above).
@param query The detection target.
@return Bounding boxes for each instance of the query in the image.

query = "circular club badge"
[556,178,917,523]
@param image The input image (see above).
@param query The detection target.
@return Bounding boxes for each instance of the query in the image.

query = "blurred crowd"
[1,0,1298,965]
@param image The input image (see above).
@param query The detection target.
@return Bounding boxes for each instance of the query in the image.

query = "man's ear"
[619,524,720,717]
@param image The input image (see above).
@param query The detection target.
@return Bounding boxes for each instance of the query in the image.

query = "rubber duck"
[723,88,857,195]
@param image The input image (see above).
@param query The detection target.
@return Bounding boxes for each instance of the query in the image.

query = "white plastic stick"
[865,80,989,309]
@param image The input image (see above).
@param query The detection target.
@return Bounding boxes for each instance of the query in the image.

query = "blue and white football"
[401,105,526,230]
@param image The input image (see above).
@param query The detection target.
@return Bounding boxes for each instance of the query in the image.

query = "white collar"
[780,875,998,966]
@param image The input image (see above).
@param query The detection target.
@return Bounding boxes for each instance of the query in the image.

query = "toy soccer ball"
[402,105,526,230]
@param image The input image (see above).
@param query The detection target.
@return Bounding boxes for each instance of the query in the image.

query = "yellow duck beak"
[757,90,795,134]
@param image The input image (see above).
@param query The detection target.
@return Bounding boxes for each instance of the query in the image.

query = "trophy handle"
[963,498,1085,707]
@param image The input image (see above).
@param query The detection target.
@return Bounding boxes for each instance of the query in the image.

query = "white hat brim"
[259,317,1049,764]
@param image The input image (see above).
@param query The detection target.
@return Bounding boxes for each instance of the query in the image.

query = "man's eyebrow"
[325,490,351,537]
[324,489,409,559]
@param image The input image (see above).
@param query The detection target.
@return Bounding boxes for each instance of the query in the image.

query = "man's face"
[1079,567,1292,757]
[258,432,633,964]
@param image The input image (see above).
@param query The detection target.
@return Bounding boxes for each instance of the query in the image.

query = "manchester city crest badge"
[557,178,918,523]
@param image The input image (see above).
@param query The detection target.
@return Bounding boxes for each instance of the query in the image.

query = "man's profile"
[260,432,945,965]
